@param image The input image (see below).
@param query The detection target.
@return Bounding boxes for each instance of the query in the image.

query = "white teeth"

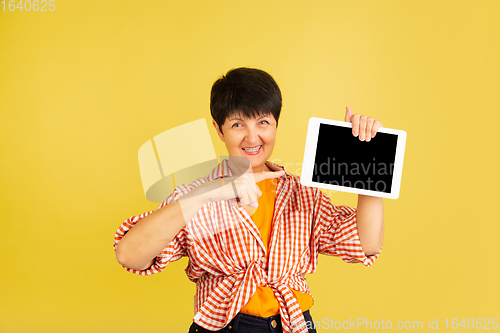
[242,145,262,152]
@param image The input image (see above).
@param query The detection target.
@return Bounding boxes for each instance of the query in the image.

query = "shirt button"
[260,257,266,263]
[271,319,277,328]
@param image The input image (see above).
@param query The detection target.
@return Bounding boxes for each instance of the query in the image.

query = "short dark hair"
[210,67,282,134]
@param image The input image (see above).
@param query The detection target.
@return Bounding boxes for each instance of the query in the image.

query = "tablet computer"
[300,117,407,199]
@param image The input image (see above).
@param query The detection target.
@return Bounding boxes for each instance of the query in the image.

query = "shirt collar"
[211,159,292,180]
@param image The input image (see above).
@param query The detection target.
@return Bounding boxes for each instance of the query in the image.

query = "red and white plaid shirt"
[114,159,380,333]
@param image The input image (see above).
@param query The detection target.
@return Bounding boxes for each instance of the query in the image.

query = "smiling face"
[213,112,277,173]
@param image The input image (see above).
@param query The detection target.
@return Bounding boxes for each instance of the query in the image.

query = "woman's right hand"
[223,169,285,208]
[194,168,285,208]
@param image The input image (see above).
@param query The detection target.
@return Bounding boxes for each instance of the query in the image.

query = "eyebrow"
[229,115,269,121]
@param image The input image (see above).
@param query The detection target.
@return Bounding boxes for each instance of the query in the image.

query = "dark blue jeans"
[188,310,317,333]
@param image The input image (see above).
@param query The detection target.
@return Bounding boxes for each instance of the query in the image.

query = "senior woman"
[114,68,384,333]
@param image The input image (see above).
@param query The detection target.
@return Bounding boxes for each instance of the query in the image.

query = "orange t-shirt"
[239,177,313,317]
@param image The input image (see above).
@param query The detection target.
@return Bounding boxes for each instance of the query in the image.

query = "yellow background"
[1,1,499,332]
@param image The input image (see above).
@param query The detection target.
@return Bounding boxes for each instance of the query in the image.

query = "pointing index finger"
[254,170,285,183]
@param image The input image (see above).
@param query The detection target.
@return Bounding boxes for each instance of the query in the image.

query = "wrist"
[181,181,216,205]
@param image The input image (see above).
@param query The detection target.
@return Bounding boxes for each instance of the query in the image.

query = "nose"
[245,126,260,145]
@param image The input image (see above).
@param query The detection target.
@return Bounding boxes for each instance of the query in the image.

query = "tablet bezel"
[300,117,407,199]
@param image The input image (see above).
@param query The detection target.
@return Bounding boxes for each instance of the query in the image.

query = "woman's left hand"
[344,106,383,142]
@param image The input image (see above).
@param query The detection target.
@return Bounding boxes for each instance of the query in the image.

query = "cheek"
[264,132,277,145]
[228,136,242,150]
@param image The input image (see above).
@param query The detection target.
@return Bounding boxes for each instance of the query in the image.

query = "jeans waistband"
[189,310,315,333]
[231,310,313,332]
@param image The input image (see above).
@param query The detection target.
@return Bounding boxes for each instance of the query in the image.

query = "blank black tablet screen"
[313,124,398,193]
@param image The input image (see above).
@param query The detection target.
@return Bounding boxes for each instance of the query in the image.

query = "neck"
[252,162,272,174]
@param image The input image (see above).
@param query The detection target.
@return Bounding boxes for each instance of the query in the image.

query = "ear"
[212,119,225,142]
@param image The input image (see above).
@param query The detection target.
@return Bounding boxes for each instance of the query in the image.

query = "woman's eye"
[231,121,268,127]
